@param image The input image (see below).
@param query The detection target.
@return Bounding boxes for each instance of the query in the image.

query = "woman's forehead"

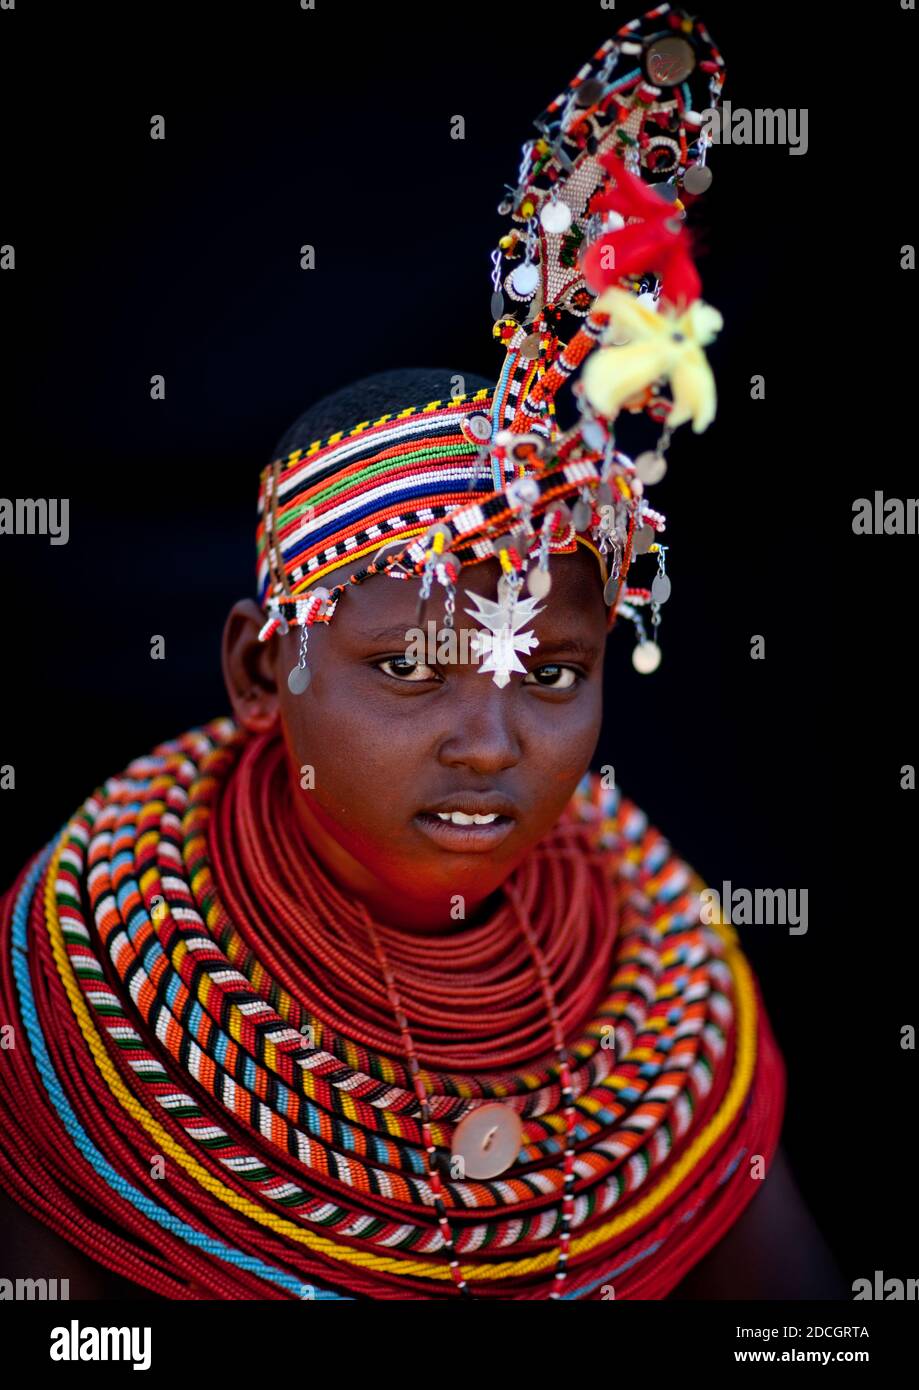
[321,546,607,642]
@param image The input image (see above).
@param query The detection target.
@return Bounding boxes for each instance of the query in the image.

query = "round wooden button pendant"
[451,1103,524,1179]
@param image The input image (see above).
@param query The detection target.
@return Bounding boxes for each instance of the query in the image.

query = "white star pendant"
[463,589,545,689]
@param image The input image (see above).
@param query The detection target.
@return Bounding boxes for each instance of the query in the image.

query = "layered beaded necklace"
[0,718,786,1299]
[366,875,581,1298]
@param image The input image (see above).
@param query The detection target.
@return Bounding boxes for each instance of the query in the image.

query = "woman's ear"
[221,599,281,734]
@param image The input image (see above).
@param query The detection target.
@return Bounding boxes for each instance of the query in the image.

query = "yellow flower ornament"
[581,287,724,434]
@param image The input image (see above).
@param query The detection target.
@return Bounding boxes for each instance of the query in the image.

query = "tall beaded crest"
[484,2,726,675]
[257,4,726,690]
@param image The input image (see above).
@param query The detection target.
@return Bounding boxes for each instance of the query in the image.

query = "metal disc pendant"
[632,524,655,554]
[651,573,672,604]
[490,289,505,319]
[510,262,539,298]
[635,450,668,484]
[527,566,552,599]
[683,163,713,195]
[644,35,696,86]
[451,1103,523,1180]
[632,641,662,674]
[596,481,613,507]
[574,76,605,108]
[581,419,606,451]
[462,411,493,445]
[603,575,620,606]
[288,665,311,694]
[540,199,572,234]
[572,499,592,530]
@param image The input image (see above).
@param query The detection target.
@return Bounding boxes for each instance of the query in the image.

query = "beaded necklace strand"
[0,720,786,1298]
[365,875,580,1298]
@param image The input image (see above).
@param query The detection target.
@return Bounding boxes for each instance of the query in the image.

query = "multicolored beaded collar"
[0,719,786,1298]
[256,2,726,688]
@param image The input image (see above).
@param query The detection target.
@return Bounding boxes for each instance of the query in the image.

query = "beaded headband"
[256,2,725,690]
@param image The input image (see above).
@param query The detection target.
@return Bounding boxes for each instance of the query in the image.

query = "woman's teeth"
[435,811,499,825]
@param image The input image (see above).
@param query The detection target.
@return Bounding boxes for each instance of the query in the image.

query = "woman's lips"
[413,811,516,853]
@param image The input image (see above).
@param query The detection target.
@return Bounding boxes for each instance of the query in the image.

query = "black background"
[0,0,915,1292]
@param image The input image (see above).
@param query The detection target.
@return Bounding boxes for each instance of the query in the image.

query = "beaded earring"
[286,588,330,695]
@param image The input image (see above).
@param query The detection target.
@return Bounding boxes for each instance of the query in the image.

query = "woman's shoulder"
[668,1145,848,1299]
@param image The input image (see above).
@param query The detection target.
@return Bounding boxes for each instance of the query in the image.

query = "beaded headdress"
[256,3,725,690]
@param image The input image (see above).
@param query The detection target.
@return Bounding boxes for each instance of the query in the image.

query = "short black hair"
[271,367,494,460]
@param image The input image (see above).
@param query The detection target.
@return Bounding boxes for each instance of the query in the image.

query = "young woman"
[0,4,848,1300]
[0,368,844,1299]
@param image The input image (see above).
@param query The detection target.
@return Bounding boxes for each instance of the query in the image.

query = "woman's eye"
[523,664,579,689]
[377,656,439,682]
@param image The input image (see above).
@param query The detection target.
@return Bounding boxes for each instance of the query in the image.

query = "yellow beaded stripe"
[44,837,757,1283]
[268,388,493,479]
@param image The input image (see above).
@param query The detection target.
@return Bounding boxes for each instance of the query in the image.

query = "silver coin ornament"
[572,498,592,530]
[651,573,672,604]
[634,450,668,484]
[507,476,540,507]
[603,575,620,606]
[463,411,493,444]
[683,163,713,195]
[632,525,656,555]
[527,566,552,599]
[581,419,607,452]
[288,664,311,694]
[510,262,540,297]
[490,289,505,319]
[645,35,696,86]
[632,640,662,674]
[540,198,572,234]
[574,76,605,108]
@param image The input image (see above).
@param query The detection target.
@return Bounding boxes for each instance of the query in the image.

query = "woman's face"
[225,546,609,932]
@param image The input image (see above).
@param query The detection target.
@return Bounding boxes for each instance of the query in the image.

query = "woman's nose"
[436,685,522,775]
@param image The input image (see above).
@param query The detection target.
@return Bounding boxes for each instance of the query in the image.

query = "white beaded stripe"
[274,401,488,502]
